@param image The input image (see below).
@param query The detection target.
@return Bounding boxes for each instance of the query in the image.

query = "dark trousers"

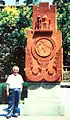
[7,88,20,116]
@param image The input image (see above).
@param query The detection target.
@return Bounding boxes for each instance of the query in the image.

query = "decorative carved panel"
[25,2,63,82]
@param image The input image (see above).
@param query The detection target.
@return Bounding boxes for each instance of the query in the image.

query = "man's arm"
[6,84,9,96]
[20,83,23,94]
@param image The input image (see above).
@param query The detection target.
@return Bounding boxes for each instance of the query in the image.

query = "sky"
[4,0,53,5]
[4,0,15,5]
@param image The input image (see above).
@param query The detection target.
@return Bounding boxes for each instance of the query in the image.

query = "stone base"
[24,98,64,116]
[23,83,64,116]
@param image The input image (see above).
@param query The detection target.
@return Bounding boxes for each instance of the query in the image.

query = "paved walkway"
[0,104,70,120]
[0,115,70,120]
[0,114,70,120]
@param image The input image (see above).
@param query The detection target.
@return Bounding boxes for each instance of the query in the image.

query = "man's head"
[12,66,19,75]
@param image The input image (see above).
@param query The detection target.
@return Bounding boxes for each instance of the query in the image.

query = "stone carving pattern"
[26,44,62,82]
[25,3,62,82]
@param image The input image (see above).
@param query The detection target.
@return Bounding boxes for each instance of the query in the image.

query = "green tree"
[53,0,70,65]
[26,0,39,5]
[26,0,33,5]
[0,6,32,80]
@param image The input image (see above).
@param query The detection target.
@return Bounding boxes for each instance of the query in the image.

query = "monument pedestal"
[24,83,64,116]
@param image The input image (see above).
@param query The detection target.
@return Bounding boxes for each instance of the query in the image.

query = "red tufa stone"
[25,2,63,82]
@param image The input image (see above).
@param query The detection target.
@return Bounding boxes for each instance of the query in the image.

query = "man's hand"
[6,91,9,96]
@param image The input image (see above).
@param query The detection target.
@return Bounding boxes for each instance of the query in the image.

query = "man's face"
[13,69,18,76]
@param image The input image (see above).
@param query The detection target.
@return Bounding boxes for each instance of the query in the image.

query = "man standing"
[6,66,24,119]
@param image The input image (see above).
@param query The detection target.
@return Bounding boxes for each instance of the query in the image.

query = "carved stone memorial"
[25,2,62,82]
[24,2,63,116]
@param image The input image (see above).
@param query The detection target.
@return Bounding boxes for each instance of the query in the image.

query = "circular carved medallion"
[31,37,56,61]
[35,38,53,57]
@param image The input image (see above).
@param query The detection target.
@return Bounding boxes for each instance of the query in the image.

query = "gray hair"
[12,66,19,72]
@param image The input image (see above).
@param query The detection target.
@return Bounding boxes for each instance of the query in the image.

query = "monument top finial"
[33,2,56,33]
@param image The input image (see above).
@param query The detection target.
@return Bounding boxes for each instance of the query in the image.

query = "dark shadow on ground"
[0,114,6,116]
[0,107,7,116]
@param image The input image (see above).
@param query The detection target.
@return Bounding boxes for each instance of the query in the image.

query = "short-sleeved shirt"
[6,74,23,89]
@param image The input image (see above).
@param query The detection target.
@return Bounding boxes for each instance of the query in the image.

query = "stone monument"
[24,2,63,116]
[26,2,62,82]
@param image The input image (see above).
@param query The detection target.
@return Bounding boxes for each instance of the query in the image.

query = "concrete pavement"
[0,116,70,120]
[0,104,70,120]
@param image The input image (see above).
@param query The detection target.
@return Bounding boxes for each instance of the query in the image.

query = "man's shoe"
[12,113,18,117]
[6,115,11,119]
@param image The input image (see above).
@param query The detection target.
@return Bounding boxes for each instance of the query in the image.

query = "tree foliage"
[0,6,32,80]
[26,0,39,5]
[53,0,70,65]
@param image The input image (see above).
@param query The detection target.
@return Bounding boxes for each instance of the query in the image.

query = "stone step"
[24,98,64,116]
[24,97,61,104]
[24,104,64,116]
